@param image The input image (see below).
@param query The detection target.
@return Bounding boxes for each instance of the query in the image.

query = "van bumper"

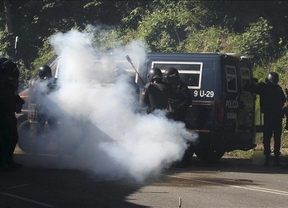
[187,129,256,152]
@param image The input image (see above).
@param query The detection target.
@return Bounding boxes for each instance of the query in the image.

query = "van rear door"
[222,56,256,150]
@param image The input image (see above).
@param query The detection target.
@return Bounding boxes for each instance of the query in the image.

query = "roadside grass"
[225,131,288,159]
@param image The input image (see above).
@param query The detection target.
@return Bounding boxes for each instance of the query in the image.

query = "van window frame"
[240,67,251,93]
[225,65,238,93]
[151,61,203,89]
[54,58,139,83]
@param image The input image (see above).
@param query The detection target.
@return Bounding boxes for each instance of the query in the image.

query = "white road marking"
[1,192,55,207]
[162,174,288,196]
[5,184,28,190]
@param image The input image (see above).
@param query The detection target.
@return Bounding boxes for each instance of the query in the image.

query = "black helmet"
[164,67,179,84]
[1,59,19,79]
[147,67,162,82]
[38,65,52,79]
[265,72,279,85]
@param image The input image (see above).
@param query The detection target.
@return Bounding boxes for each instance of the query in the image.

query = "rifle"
[125,55,145,86]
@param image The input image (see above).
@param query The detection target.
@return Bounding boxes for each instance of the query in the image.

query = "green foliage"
[185,27,231,53]
[269,51,288,88]
[0,31,11,56]
[31,37,55,75]
[232,18,273,64]
[136,1,192,52]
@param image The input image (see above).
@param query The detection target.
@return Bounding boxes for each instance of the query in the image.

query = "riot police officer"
[163,67,193,168]
[0,58,24,171]
[29,65,58,136]
[140,67,172,114]
[247,72,286,166]
[163,67,192,124]
[37,64,57,93]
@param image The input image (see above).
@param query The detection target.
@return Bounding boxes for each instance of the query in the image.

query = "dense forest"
[1,0,288,89]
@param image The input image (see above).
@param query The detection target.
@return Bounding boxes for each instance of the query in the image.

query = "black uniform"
[141,81,172,113]
[247,73,286,166]
[166,80,192,123]
[29,76,58,134]
[163,67,192,124]
[140,67,172,114]
[0,58,24,171]
[163,67,193,168]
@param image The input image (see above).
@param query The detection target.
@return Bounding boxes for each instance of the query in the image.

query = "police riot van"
[18,52,257,162]
[140,52,257,163]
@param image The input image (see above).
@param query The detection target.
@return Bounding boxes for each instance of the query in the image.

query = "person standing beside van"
[140,67,172,114]
[163,67,192,125]
[246,72,286,166]
[163,67,193,168]
[29,65,58,135]
[0,58,25,171]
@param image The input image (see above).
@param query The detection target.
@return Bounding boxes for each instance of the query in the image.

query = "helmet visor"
[165,74,178,84]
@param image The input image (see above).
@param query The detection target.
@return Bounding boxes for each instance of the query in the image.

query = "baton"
[14,36,19,56]
[125,55,145,86]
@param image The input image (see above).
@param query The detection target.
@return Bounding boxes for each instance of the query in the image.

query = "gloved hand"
[15,96,25,113]
[252,78,258,85]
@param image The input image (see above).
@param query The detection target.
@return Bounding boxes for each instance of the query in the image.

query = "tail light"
[19,89,29,101]
[215,100,224,123]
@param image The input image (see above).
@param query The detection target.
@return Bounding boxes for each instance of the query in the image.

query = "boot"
[273,155,282,167]
[7,161,22,168]
[0,164,17,172]
[264,155,270,167]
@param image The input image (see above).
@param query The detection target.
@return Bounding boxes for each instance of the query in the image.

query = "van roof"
[148,52,251,62]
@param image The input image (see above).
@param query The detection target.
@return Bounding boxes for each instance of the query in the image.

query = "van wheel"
[173,146,194,168]
[17,121,50,154]
[195,148,225,163]
[18,120,34,153]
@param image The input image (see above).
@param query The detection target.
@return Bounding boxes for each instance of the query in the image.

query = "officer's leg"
[273,115,283,166]
[0,119,5,168]
[263,113,273,166]
[0,116,16,171]
[6,115,22,168]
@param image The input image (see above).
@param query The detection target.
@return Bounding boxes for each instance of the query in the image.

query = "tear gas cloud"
[36,28,198,182]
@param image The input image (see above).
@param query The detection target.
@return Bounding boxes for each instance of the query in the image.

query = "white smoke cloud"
[36,28,199,182]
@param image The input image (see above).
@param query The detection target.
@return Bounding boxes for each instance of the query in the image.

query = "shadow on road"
[1,152,149,208]
[185,155,288,174]
[3,148,288,207]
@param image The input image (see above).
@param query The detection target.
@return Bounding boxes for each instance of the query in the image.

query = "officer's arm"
[246,82,264,95]
[140,84,150,106]
[178,87,192,109]
[15,94,25,113]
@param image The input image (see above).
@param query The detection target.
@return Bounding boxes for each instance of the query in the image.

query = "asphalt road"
[1,146,288,208]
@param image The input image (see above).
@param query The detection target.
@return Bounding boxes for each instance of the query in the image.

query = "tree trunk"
[3,0,12,33]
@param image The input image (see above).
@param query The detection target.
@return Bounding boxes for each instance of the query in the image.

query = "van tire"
[173,146,194,168]
[18,120,35,153]
[195,148,225,163]
[18,120,50,153]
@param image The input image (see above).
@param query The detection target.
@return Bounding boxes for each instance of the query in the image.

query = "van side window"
[240,68,251,92]
[50,62,57,77]
[87,60,139,83]
[226,65,237,92]
[152,61,202,89]
[114,60,139,82]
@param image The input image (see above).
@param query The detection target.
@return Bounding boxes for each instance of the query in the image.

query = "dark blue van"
[142,52,257,162]
[17,52,257,163]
